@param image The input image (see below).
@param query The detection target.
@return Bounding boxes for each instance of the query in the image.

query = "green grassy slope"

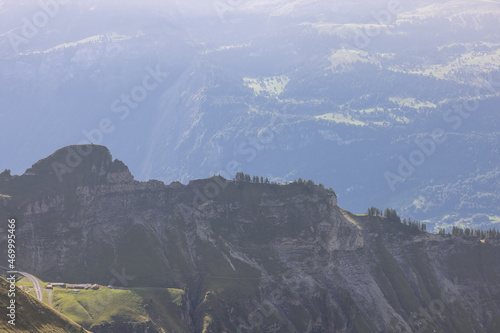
[52,286,190,332]
[0,276,89,333]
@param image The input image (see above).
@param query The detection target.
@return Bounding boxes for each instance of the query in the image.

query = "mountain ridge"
[1,0,499,232]
[1,145,499,332]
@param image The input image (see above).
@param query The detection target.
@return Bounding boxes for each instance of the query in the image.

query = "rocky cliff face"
[1,145,499,333]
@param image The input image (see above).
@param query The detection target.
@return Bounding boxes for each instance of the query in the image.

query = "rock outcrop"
[0,145,499,333]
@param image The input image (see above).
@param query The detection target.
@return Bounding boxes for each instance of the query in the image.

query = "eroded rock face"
[0,145,499,333]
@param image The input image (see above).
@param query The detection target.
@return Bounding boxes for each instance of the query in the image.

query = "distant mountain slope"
[0,145,499,332]
[0,276,89,333]
[1,0,499,232]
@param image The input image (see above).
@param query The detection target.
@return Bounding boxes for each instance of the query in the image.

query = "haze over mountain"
[0,0,499,233]
[0,145,499,332]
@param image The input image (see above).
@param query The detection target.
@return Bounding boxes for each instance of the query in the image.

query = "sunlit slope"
[0,276,89,333]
